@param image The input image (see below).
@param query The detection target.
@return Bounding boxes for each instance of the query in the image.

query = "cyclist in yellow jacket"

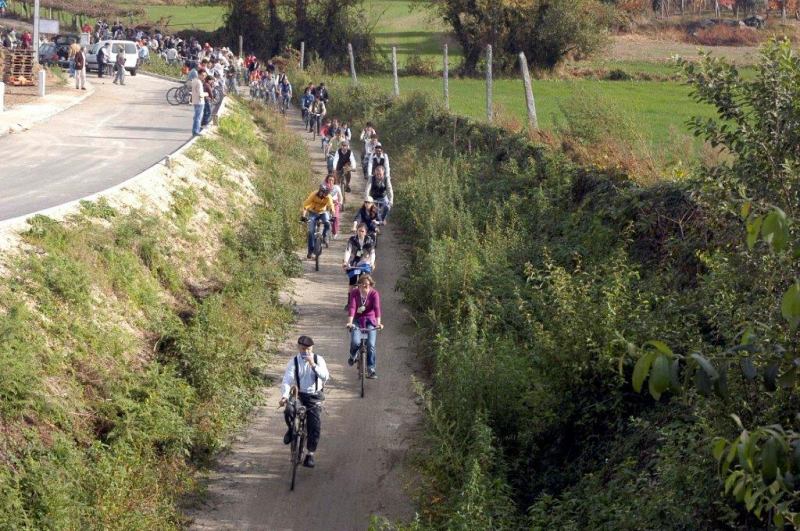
[302,185,335,259]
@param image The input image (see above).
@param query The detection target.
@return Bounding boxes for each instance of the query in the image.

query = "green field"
[120,3,226,31]
[328,74,716,149]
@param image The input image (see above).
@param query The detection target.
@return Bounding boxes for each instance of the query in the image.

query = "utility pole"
[391,46,399,97]
[443,44,449,111]
[33,0,41,62]
[348,43,358,86]
[518,52,538,129]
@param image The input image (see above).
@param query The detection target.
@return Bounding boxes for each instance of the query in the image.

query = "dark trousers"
[202,100,211,126]
[284,392,323,452]
[97,60,105,77]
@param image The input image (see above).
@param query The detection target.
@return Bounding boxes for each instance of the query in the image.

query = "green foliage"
[330,43,800,528]
[437,0,613,74]
[0,100,311,528]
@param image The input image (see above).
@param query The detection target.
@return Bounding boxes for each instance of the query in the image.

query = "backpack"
[294,354,323,393]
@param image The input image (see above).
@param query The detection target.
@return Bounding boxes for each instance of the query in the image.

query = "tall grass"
[0,99,311,528]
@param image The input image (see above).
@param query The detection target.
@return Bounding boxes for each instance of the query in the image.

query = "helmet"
[318,184,330,195]
[364,196,374,203]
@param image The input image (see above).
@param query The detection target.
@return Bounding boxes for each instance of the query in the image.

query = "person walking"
[190,68,207,136]
[68,40,80,78]
[97,43,110,78]
[113,47,126,85]
[74,46,87,90]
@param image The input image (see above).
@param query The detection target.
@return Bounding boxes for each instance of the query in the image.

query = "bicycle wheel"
[312,120,317,141]
[314,234,322,272]
[166,87,181,106]
[178,87,191,105]
[290,418,301,491]
[360,343,366,397]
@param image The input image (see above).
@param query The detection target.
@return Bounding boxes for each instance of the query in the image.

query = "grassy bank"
[0,99,311,528]
[333,86,791,528]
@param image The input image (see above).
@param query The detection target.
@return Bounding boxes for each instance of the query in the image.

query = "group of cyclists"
[286,90,395,470]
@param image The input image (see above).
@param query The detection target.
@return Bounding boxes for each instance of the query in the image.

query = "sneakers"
[367,369,378,379]
[283,428,293,445]
[333,234,339,240]
[307,253,313,259]
[348,354,356,366]
[303,454,316,468]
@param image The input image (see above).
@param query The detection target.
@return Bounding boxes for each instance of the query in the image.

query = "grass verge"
[0,98,311,529]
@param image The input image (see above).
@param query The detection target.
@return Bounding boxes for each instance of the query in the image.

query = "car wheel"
[130,68,137,76]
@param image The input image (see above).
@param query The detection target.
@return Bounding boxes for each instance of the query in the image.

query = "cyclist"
[343,223,376,287]
[308,94,326,133]
[324,174,343,240]
[333,140,357,193]
[340,122,352,142]
[278,76,292,111]
[367,143,391,179]
[321,119,334,158]
[364,165,393,224]
[301,185,335,259]
[362,133,379,178]
[262,71,277,104]
[279,335,329,469]
[352,197,382,237]
[300,87,314,123]
[346,275,384,379]
[317,82,330,104]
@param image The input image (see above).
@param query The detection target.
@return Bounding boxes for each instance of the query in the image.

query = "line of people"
[286,109,395,468]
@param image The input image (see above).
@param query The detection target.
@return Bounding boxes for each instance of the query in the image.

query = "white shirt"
[367,153,390,178]
[280,354,329,398]
[332,149,356,170]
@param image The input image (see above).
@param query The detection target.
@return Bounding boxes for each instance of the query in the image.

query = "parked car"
[86,40,140,76]
[37,42,70,69]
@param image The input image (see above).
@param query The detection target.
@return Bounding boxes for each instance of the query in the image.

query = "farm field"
[118,3,225,30]
[327,74,717,150]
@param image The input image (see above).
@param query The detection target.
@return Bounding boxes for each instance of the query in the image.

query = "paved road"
[190,108,420,530]
[0,74,192,221]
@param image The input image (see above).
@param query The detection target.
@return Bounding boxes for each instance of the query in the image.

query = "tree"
[437,0,612,75]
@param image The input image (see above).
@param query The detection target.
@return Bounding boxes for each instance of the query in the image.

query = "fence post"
[518,52,538,129]
[238,35,243,58]
[300,41,305,70]
[486,44,493,122]
[443,44,449,111]
[348,43,358,86]
[391,46,399,97]
[38,70,46,97]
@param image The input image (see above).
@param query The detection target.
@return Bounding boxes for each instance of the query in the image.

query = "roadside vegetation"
[0,99,311,529]
[330,37,800,529]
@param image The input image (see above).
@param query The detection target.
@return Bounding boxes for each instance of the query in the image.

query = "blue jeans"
[350,324,377,370]
[68,58,75,77]
[307,212,331,254]
[192,104,203,135]
[202,100,211,126]
[375,198,392,222]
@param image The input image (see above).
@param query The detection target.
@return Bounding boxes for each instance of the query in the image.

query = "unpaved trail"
[189,107,421,530]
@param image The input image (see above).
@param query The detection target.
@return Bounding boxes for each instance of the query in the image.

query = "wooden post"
[782,0,787,23]
[300,41,305,70]
[391,46,399,97]
[443,44,449,110]
[486,44,493,122]
[518,52,538,129]
[238,35,243,58]
[348,43,358,86]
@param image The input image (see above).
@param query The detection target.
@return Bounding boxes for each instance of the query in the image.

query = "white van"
[86,40,140,75]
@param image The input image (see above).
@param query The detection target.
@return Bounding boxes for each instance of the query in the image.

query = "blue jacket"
[301,93,314,108]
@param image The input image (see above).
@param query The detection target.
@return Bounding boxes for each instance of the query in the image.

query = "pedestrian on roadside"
[75,46,87,90]
[97,43,110,78]
[113,47,126,85]
[191,68,207,136]
[201,69,214,127]
[68,40,80,78]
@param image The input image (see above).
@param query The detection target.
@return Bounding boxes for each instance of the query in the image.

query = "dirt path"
[189,107,421,530]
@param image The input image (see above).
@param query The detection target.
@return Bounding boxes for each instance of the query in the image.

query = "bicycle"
[166,84,190,106]
[279,94,290,115]
[310,113,322,140]
[285,387,313,491]
[302,107,310,129]
[302,216,333,272]
[336,163,352,207]
[348,326,380,398]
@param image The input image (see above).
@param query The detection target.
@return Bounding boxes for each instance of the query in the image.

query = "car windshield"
[89,43,100,54]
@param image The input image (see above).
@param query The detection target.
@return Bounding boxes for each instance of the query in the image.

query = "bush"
[690,25,763,46]
[402,54,437,77]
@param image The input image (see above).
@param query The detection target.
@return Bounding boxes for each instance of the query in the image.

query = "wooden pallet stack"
[2,49,37,86]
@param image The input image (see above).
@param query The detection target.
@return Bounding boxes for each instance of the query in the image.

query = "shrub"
[402,54,437,77]
[690,25,763,46]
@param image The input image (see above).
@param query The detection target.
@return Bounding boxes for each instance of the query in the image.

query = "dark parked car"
[38,35,79,69]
